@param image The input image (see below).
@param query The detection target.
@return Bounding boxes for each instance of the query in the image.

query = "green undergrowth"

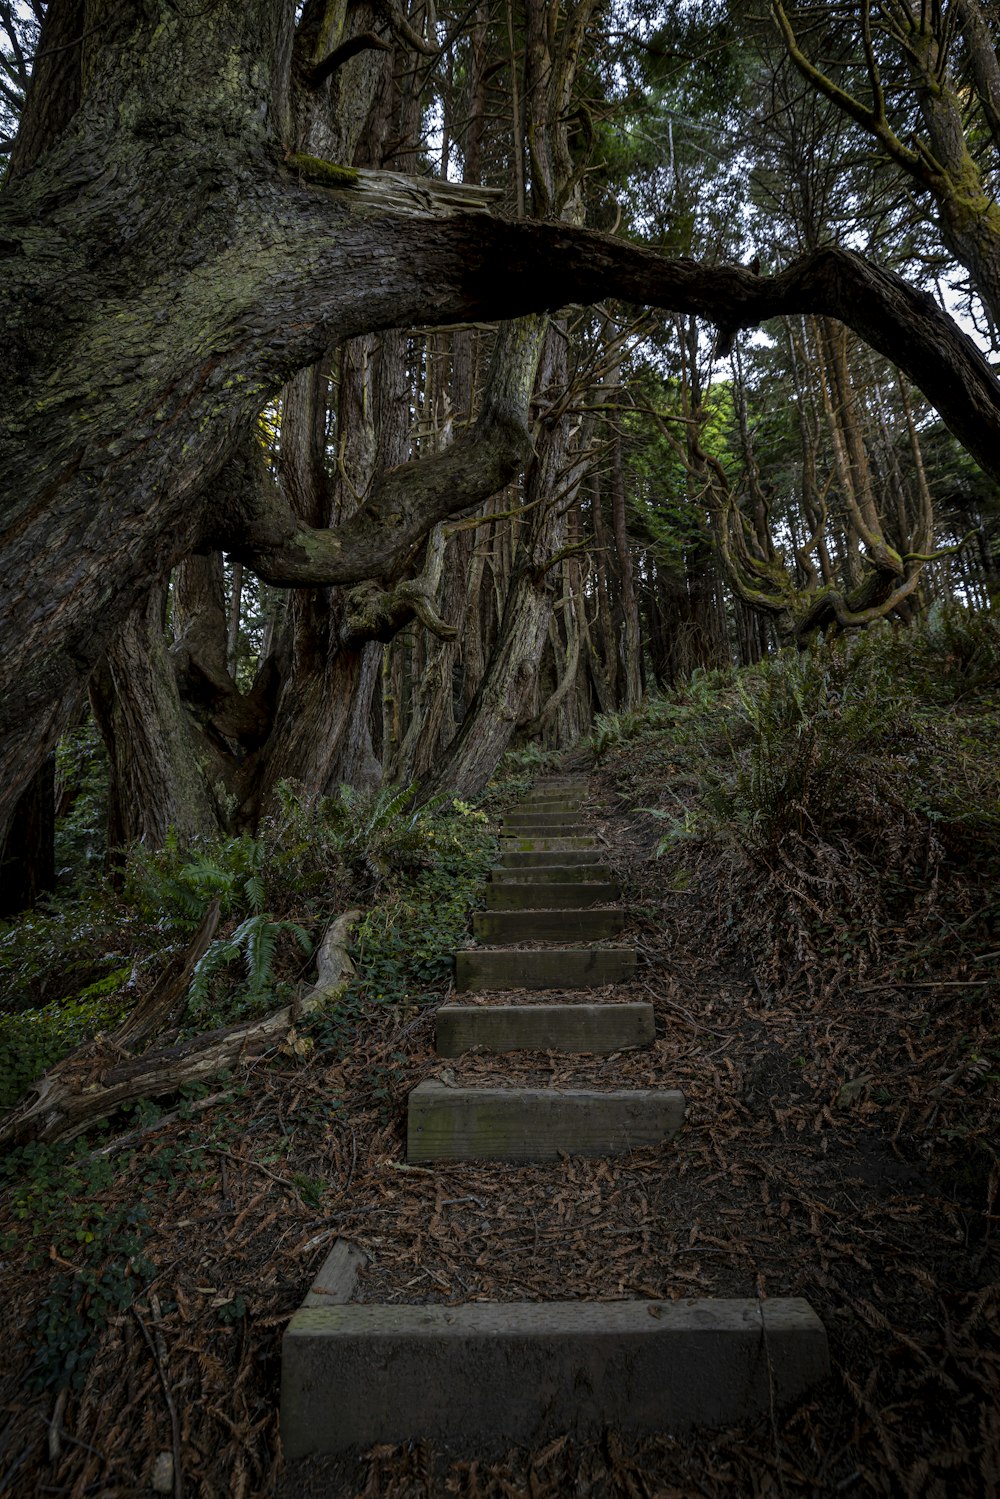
[304,801,496,1049]
[484,741,566,810]
[593,605,1000,991]
[0,1087,232,1393]
[0,784,497,1113]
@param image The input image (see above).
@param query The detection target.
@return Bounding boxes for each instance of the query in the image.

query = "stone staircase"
[281,774,829,1458]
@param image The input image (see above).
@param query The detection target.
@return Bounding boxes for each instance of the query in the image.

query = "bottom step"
[281,1297,829,1457]
[407,1079,684,1161]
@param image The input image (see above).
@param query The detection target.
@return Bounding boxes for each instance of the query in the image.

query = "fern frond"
[242,914,277,995]
[244,873,266,913]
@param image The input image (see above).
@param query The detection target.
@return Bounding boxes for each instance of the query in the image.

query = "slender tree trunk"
[610,427,642,709]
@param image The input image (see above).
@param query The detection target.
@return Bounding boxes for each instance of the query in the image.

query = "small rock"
[152,1450,173,1494]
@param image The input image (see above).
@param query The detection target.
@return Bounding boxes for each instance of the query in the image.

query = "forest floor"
[1,739,998,1498]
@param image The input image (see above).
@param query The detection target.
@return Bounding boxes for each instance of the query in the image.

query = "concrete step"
[502,825,581,839]
[500,835,598,853]
[499,850,606,868]
[517,798,583,813]
[281,1297,829,1458]
[456,946,637,991]
[406,1079,684,1162]
[436,1001,654,1056]
[503,812,586,829]
[473,908,625,942]
[489,862,613,882]
[483,881,621,908]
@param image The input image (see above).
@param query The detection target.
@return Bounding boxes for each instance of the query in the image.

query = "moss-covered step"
[436,1001,654,1056]
[500,835,597,853]
[281,1298,829,1458]
[406,1079,683,1162]
[472,907,625,942]
[501,826,581,840]
[515,798,583,813]
[498,850,606,869]
[483,881,621,908]
[489,862,613,882]
[455,946,636,990]
[503,812,585,829]
[524,779,587,791]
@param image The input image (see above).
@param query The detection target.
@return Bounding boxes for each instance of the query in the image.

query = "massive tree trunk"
[5,2,1000,840]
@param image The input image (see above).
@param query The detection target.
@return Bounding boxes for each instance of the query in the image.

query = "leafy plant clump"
[0,792,499,1393]
[306,798,497,1051]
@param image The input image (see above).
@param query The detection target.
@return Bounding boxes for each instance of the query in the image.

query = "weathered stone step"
[504,812,586,829]
[281,1297,829,1458]
[524,779,587,791]
[473,908,625,942]
[436,1001,654,1056]
[499,849,606,868]
[456,946,637,990]
[517,798,583,813]
[489,861,613,882]
[406,1079,684,1162]
[484,880,621,908]
[502,826,581,840]
[500,835,597,853]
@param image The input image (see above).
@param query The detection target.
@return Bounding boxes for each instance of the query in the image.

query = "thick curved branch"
[5,160,1000,829]
[305,32,391,89]
[220,317,545,586]
[339,525,458,648]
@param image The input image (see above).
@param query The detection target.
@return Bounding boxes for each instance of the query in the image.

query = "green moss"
[287,155,360,189]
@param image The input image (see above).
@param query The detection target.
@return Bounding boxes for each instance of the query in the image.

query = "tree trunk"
[610,428,643,710]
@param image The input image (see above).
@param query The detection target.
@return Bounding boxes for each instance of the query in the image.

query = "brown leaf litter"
[0,771,997,1497]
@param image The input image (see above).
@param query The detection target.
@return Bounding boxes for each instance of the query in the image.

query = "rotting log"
[0,909,361,1151]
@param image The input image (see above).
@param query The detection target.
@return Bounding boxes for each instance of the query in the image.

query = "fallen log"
[0,908,361,1151]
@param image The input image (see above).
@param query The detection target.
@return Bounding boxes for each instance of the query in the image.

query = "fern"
[129,835,269,928]
[243,873,266,914]
[186,913,313,1026]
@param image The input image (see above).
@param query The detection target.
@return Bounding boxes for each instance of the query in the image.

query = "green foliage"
[0,975,132,1112]
[702,639,921,850]
[1,1142,155,1392]
[273,780,449,888]
[590,668,735,760]
[126,831,317,1028]
[0,782,499,1114]
[54,716,109,880]
[305,799,496,1050]
[127,831,270,930]
[185,911,312,1028]
[485,744,563,811]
